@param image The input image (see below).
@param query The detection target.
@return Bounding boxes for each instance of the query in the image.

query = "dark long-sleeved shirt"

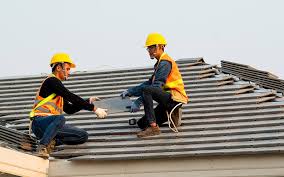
[38,77,94,114]
[127,60,172,106]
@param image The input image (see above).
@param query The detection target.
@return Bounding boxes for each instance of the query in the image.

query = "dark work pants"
[32,115,88,146]
[137,86,180,130]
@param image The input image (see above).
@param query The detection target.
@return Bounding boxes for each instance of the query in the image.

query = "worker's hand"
[94,108,108,118]
[120,90,130,99]
[130,101,141,113]
[89,96,101,104]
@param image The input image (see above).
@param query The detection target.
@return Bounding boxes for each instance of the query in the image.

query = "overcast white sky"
[0,0,283,78]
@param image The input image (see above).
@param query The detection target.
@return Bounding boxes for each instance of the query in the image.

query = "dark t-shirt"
[38,77,94,114]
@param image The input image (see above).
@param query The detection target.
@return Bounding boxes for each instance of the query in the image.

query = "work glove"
[89,96,101,104]
[130,102,141,112]
[120,90,130,99]
[129,97,144,113]
[94,108,108,118]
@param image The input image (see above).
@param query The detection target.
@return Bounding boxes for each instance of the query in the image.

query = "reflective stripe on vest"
[29,93,57,118]
[30,74,64,117]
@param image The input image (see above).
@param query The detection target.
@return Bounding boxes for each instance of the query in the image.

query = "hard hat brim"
[70,63,76,68]
[144,43,167,48]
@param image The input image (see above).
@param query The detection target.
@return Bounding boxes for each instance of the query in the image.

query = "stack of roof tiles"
[221,60,284,94]
[1,58,284,161]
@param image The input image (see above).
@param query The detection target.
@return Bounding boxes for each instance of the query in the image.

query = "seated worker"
[30,53,108,158]
[121,33,188,138]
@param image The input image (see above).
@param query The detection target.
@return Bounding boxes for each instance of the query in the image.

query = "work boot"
[137,125,161,138]
[46,139,56,154]
[20,142,33,151]
[170,107,182,127]
[36,145,49,159]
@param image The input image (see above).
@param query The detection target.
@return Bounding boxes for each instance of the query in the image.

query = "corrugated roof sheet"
[221,60,284,93]
[1,58,284,160]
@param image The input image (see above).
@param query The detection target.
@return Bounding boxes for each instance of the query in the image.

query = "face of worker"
[57,63,71,81]
[146,45,157,59]
[147,45,164,60]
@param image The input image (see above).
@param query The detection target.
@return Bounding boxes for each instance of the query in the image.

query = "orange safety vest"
[30,74,64,117]
[157,53,188,104]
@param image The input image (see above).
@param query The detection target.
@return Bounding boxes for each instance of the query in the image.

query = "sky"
[0,0,283,78]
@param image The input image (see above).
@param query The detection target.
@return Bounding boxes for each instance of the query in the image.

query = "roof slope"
[1,58,284,161]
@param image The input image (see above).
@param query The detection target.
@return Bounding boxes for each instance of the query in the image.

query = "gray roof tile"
[1,58,284,160]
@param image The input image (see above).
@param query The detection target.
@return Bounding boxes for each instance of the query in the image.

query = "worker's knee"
[77,129,88,144]
[82,130,88,143]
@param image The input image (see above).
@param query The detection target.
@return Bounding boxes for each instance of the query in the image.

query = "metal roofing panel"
[0,84,254,108]
[221,60,279,78]
[0,70,220,93]
[59,132,284,151]
[0,62,211,87]
[8,99,283,124]
[84,125,284,143]
[221,61,284,93]
[69,146,284,161]
[222,67,284,88]
[7,108,284,130]
[1,96,281,117]
[52,139,284,159]
[1,58,284,161]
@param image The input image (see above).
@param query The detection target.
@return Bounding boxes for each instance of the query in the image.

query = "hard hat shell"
[145,33,167,47]
[50,53,76,68]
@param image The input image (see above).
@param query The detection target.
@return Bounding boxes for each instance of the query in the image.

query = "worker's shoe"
[170,107,182,127]
[46,139,56,154]
[36,145,49,159]
[20,142,33,151]
[137,125,161,138]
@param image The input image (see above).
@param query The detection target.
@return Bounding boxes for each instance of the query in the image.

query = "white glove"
[89,96,101,104]
[120,90,129,99]
[94,108,108,118]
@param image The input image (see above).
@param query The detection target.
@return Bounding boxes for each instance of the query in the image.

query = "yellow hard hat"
[145,33,167,47]
[50,53,76,68]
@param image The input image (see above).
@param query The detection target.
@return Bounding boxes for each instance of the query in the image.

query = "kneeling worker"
[121,33,188,138]
[30,53,108,158]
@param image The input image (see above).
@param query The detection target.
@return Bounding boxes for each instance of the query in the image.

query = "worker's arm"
[151,60,172,88]
[127,61,171,96]
[127,80,151,97]
[40,77,94,114]
[63,98,91,114]
[127,61,171,108]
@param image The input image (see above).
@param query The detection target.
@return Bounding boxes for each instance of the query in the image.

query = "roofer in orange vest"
[30,53,108,158]
[121,33,188,138]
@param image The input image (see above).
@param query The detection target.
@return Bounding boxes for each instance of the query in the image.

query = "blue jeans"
[32,115,88,146]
